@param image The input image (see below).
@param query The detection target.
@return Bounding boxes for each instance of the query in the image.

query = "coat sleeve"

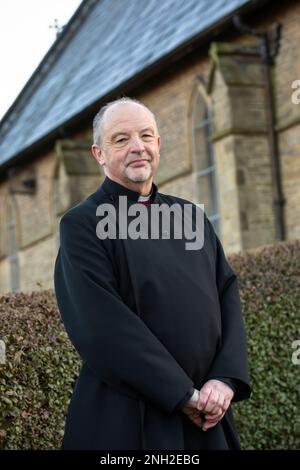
[204,216,252,402]
[54,212,194,414]
[174,386,195,410]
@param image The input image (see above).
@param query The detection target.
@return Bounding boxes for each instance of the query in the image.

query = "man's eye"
[116,138,127,143]
[142,134,153,139]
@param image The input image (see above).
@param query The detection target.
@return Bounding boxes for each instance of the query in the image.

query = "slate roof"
[0,0,265,170]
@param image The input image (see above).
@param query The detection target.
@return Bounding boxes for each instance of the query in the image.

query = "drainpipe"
[233,16,285,241]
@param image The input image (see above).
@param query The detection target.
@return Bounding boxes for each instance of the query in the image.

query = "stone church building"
[0,0,299,293]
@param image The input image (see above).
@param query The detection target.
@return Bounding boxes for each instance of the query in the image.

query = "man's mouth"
[128,159,150,167]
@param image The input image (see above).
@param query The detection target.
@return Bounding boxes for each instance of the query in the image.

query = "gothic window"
[190,88,220,236]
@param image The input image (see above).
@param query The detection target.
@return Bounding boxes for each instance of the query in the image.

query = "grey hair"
[92,97,157,147]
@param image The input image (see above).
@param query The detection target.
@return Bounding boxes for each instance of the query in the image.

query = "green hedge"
[0,291,80,449]
[0,240,300,449]
[230,240,300,449]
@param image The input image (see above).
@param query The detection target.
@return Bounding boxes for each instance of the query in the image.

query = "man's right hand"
[180,388,205,429]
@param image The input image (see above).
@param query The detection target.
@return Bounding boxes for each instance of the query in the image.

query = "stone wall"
[1,0,300,292]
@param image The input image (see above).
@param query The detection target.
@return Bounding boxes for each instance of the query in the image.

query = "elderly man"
[54,97,251,450]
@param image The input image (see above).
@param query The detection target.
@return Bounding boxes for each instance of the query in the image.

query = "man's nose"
[130,138,145,152]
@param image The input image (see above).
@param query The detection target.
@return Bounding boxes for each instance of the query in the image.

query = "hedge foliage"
[0,291,80,449]
[0,240,300,449]
[230,240,300,449]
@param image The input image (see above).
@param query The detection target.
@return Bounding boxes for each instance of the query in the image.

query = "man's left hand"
[196,379,234,431]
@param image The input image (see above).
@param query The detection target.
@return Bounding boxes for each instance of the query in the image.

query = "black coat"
[54,176,251,450]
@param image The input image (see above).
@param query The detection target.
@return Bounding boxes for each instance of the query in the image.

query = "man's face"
[92,103,161,190]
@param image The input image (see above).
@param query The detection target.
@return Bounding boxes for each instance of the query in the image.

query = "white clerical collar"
[138,189,153,202]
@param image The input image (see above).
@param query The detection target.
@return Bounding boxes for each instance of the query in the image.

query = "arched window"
[190,88,220,236]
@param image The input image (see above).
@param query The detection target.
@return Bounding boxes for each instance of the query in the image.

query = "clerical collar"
[100,176,158,202]
[138,189,153,202]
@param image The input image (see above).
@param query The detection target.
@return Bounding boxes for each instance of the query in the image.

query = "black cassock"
[54,176,251,450]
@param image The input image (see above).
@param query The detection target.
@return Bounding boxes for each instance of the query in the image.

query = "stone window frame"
[190,82,220,236]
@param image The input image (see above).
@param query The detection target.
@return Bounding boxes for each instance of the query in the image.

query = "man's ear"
[157,135,161,151]
[91,145,105,166]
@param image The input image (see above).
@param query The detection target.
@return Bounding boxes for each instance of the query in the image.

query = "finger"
[197,387,211,411]
[202,419,218,431]
[186,410,204,429]
[191,414,204,429]
[202,390,220,414]
[202,414,220,431]
[208,399,222,416]
[204,409,223,422]
[211,395,226,416]
[181,407,197,419]
[203,407,226,431]
[181,405,203,421]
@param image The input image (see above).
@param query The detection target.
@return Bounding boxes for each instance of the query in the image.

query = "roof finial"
[49,18,64,38]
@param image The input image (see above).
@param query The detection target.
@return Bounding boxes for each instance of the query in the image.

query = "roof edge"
[0,0,274,176]
[0,0,98,131]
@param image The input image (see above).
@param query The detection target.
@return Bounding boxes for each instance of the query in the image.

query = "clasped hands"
[181,379,234,431]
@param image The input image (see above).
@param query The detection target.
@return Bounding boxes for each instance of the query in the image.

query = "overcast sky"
[0,0,82,120]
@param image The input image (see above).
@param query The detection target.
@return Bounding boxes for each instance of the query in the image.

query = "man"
[54,97,251,450]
